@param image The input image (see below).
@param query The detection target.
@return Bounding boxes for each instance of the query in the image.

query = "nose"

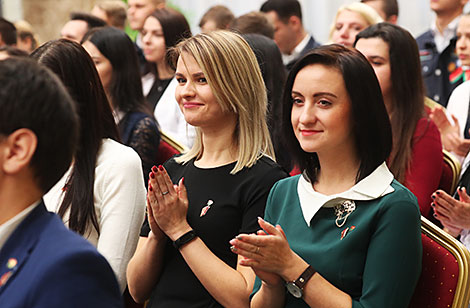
[298,101,317,125]
[339,27,349,39]
[458,37,467,50]
[181,80,196,99]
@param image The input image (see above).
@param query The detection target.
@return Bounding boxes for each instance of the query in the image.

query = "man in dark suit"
[0,58,123,307]
[261,0,320,71]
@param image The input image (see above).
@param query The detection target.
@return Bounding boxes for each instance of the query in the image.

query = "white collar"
[431,15,460,36]
[297,162,395,226]
[113,109,125,124]
[0,200,40,250]
[282,34,310,65]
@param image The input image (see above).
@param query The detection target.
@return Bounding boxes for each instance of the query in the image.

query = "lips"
[300,129,322,136]
[183,102,203,108]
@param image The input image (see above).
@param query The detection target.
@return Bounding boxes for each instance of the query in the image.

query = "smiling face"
[355,37,392,109]
[457,15,470,66]
[82,40,113,94]
[141,16,166,64]
[331,10,369,47]
[175,52,237,131]
[291,64,355,156]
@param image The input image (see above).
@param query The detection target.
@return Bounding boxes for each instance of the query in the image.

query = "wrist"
[280,253,308,282]
[167,223,192,242]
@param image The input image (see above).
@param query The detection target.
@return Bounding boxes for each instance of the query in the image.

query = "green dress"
[252,172,422,308]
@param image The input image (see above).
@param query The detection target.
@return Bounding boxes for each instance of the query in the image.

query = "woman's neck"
[156,61,174,80]
[195,121,238,168]
[314,150,361,195]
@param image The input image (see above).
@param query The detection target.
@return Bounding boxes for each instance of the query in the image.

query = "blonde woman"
[329,2,382,47]
[127,31,287,307]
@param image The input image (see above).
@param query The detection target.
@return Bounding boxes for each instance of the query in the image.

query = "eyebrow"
[292,90,338,99]
[367,55,386,61]
[175,72,205,78]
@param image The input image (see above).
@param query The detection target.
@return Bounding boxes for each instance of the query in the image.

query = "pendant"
[200,200,214,217]
[334,200,356,228]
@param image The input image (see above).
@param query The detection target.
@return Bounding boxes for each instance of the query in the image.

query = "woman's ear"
[1,128,37,175]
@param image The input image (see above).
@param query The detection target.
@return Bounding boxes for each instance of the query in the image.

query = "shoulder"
[413,117,441,141]
[243,155,288,182]
[416,30,433,45]
[375,180,421,217]
[97,139,142,168]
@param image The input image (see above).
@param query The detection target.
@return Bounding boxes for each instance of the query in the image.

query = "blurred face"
[60,20,88,43]
[457,15,470,66]
[200,19,218,33]
[127,0,158,31]
[355,38,392,108]
[175,52,237,130]
[331,10,369,47]
[82,41,113,93]
[141,16,166,64]
[430,0,467,15]
[265,11,296,55]
[363,0,386,20]
[91,6,109,25]
[291,64,354,156]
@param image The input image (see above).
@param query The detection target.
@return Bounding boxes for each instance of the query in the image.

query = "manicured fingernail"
[459,187,464,191]
[230,246,237,252]
[258,216,264,221]
[159,165,164,171]
[236,235,243,240]
[150,172,155,179]
[431,202,435,207]
[152,166,157,172]
[432,195,435,199]
[436,191,441,195]
[433,213,438,218]
[149,184,153,191]
[229,239,236,245]
[181,177,185,184]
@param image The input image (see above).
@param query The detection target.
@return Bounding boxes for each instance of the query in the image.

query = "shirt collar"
[0,200,41,250]
[431,15,460,36]
[282,34,310,65]
[297,162,395,226]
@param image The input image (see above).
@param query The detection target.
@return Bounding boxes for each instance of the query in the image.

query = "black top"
[146,77,172,110]
[141,155,287,308]
[118,111,160,185]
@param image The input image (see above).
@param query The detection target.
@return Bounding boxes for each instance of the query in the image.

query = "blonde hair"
[171,30,275,174]
[328,2,383,42]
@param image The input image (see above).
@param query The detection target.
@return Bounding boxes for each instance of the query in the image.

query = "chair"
[409,216,470,308]
[439,150,461,196]
[155,131,188,165]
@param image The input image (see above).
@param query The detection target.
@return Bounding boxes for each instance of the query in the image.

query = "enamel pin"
[200,200,214,217]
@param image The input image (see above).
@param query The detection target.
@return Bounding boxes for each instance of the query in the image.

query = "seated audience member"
[14,20,38,53]
[0,17,16,47]
[231,44,421,308]
[433,153,470,246]
[231,11,275,39]
[127,31,287,307]
[60,12,106,43]
[91,0,128,30]
[355,23,443,218]
[32,39,146,293]
[260,0,320,70]
[430,13,470,160]
[0,45,28,60]
[199,5,235,33]
[361,0,399,24]
[141,8,195,147]
[329,2,382,47]
[0,58,122,307]
[242,33,290,171]
[82,27,160,185]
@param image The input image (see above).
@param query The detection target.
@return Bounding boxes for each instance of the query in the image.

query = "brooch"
[200,200,214,217]
[334,200,356,228]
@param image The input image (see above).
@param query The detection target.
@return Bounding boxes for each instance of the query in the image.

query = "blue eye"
[176,77,186,84]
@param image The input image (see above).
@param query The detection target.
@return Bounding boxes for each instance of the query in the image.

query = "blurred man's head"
[361,0,399,23]
[127,0,165,31]
[60,12,106,42]
[0,18,17,47]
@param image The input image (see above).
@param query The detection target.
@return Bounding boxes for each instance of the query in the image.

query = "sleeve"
[127,117,161,187]
[240,163,287,234]
[32,250,123,308]
[96,147,146,292]
[405,118,443,218]
[352,193,422,308]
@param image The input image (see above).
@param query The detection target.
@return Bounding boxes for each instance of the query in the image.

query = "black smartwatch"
[286,265,316,298]
[173,230,197,249]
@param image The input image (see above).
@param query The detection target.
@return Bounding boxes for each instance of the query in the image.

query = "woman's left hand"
[148,165,191,241]
[230,218,304,280]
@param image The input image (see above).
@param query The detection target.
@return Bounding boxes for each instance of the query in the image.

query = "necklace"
[334,200,356,228]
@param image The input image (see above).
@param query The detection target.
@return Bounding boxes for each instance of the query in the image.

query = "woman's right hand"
[147,178,166,241]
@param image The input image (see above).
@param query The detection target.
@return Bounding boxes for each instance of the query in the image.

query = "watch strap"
[173,230,197,249]
[293,265,316,289]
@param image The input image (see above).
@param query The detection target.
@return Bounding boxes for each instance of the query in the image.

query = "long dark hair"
[355,23,425,182]
[31,39,119,236]
[282,44,392,183]
[82,26,150,115]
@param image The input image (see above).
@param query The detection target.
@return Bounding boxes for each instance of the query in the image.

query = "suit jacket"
[0,201,123,308]
[286,36,321,71]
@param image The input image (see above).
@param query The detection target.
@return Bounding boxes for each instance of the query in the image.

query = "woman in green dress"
[230,44,422,308]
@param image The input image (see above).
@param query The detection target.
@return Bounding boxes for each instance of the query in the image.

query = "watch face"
[286,282,303,298]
